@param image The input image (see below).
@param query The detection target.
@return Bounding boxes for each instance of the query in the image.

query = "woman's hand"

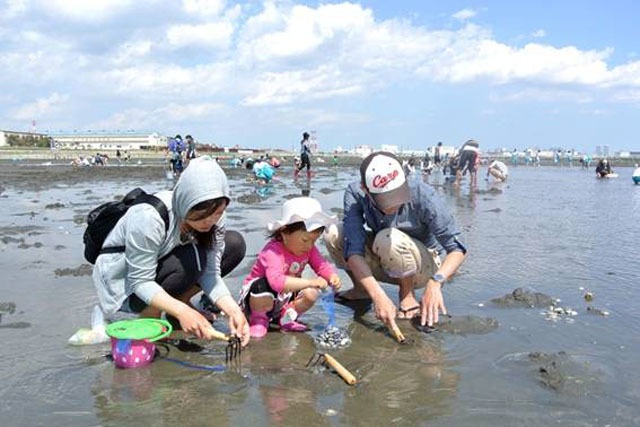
[215,295,250,347]
[177,306,215,339]
[329,274,342,291]
[227,309,250,347]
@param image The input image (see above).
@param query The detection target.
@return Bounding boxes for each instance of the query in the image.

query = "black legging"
[127,230,246,312]
[297,152,311,171]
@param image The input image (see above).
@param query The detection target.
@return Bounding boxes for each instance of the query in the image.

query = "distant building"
[49,131,165,150]
[352,145,373,158]
[380,144,399,154]
[0,129,50,147]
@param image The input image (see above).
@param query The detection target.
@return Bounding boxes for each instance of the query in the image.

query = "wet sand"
[1,162,640,426]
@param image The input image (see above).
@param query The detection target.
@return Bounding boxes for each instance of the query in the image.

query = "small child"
[240,197,341,338]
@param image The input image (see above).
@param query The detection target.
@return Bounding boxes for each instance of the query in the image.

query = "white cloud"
[182,0,226,18]
[531,29,546,38]
[91,102,225,129]
[490,88,593,104]
[452,9,476,20]
[610,90,640,103]
[166,22,234,48]
[101,62,233,96]
[112,40,152,64]
[10,93,70,120]
[4,0,29,18]
[39,0,134,21]
[242,65,364,106]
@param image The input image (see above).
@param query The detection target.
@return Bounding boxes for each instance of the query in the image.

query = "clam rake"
[306,352,358,386]
[206,326,242,363]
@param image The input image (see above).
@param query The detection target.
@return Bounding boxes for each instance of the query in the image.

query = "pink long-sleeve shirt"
[243,239,336,293]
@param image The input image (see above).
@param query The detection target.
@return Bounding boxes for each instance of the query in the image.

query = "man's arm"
[347,254,399,333]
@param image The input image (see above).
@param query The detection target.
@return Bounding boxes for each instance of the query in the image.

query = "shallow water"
[1,163,640,426]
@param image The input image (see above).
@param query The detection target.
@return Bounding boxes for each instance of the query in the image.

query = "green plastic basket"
[106,318,172,342]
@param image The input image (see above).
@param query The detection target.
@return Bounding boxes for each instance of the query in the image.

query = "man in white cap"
[325,151,467,331]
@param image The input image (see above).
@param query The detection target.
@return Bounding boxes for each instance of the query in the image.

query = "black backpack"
[83,188,170,264]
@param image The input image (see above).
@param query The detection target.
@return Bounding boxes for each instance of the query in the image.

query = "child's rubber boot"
[279,303,307,332]
[293,169,300,179]
[249,311,269,338]
[306,170,312,180]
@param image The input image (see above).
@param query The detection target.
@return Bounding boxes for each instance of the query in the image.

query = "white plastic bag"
[68,305,109,345]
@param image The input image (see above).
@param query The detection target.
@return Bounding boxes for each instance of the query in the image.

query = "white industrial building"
[49,131,166,150]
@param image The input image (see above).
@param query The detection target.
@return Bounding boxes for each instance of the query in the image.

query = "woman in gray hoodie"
[92,156,250,345]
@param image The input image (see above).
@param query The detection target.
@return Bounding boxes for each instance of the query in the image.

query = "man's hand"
[372,291,399,333]
[421,280,447,327]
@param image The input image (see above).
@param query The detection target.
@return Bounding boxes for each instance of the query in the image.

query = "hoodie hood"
[172,156,230,220]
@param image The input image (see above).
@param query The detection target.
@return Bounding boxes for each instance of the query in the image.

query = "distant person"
[116,149,122,164]
[186,135,196,160]
[240,197,340,338]
[535,150,541,167]
[511,149,519,165]
[332,154,339,167]
[487,160,508,182]
[269,156,281,168]
[434,142,443,167]
[294,132,312,180]
[595,159,613,178]
[454,139,480,187]
[632,164,640,184]
[324,152,467,330]
[253,159,275,184]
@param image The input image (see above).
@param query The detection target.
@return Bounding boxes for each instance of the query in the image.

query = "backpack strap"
[98,194,170,256]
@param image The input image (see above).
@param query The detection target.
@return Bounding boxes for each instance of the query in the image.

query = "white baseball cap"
[360,151,410,210]
[267,197,337,232]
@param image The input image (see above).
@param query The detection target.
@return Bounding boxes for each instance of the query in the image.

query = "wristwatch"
[431,273,446,287]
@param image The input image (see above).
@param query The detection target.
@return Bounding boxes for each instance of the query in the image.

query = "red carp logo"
[372,169,399,189]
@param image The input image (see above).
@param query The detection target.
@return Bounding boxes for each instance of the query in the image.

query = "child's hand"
[311,277,328,290]
[329,274,342,291]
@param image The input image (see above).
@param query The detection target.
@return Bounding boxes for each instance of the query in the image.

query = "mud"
[411,315,499,335]
[17,241,43,249]
[54,264,93,277]
[0,302,16,314]
[491,287,555,308]
[45,202,66,209]
[485,208,502,213]
[0,321,31,329]
[528,351,600,395]
[475,188,503,195]
[586,306,610,316]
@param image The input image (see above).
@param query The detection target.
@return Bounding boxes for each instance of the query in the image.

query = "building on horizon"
[48,130,166,150]
[0,129,50,148]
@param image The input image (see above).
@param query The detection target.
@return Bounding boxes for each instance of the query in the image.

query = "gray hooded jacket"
[93,156,231,315]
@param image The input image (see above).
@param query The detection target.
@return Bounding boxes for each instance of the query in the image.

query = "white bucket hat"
[267,197,337,232]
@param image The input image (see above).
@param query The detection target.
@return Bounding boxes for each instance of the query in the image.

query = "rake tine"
[306,352,325,368]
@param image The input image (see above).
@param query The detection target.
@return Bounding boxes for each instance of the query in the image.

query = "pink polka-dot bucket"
[106,319,172,369]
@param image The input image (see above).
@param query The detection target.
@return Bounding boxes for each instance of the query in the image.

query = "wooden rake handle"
[391,325,406,344]
[323,354,357,386]
[206,326,231,342]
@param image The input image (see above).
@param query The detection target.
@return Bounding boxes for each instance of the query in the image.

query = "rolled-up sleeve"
[420,193,467,255]
[199,213,231,303]
[124,206,165,304]
[342,185,367,261]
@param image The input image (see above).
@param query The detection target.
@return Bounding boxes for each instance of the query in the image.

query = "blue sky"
[1,0,639,152]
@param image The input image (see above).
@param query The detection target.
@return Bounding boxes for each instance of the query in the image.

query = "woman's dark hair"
[302,132,310,140]
[185,197,229,248]
[268,221,324,241]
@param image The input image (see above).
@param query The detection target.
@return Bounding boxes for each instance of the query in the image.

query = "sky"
[1,0,639,152]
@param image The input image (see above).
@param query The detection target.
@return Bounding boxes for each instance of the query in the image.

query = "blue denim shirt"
[342,180,466,261]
